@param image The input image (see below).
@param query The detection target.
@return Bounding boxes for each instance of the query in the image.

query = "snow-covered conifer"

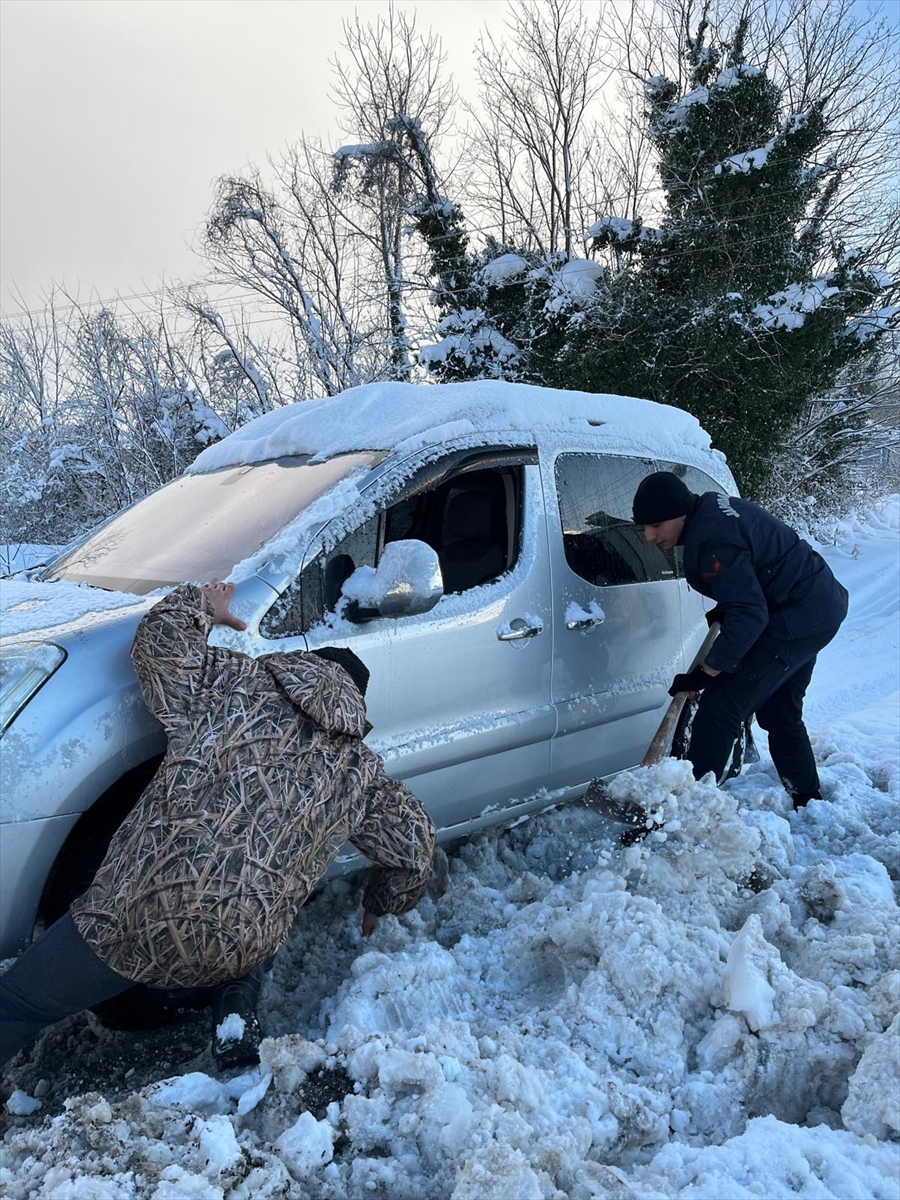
[579,16,896,495]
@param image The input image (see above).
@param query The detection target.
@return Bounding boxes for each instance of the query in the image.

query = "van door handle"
[566,615,605,631]
[497,618,543,641]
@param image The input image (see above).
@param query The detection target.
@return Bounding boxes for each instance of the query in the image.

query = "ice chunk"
[234,1071,272,1116]
[694,1013,745,1072]
[196,1114,242,1174]
[451,1143,546,1200]
[275,1110,334,1181]
[215,1013,245,1043]
[259,1034,323,1093]
[146,1073,231,1116]
[5,1089,42,1116]
[842,1014,900,1140]
[724,914,780,1031]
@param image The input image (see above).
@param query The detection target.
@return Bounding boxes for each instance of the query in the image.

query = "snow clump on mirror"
[341,540,441,609]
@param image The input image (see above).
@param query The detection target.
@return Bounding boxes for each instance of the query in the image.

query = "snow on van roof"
[189,380,721,475]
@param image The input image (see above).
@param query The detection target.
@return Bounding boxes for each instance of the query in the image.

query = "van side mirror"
[342,540,444,622]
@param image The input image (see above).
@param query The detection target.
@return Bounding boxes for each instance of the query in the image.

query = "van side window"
[262,462,525,636]
[385,466,521,596]
[260,515,379,638]
[661,463,725,579]
[662,462,725,498]
[555,454,677,585]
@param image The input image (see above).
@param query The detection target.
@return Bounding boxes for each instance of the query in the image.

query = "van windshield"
[43,453,383,594]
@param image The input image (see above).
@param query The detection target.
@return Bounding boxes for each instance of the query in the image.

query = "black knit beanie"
[311,647,370,698]
[632,472,693,525]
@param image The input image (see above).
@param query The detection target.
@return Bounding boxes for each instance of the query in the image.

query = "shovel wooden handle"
[640,621,721,767]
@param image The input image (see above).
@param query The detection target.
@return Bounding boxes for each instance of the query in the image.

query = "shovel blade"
[583,778,648,826]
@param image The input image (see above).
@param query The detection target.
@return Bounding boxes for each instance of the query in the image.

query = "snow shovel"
[582,621,721,827]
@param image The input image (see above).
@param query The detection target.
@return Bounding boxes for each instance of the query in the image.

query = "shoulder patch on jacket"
[702,554,724,580]
[717,494,740,519]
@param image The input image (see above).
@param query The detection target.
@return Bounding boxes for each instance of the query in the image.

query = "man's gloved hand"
[669,666,711,697]
[705,604,725,628]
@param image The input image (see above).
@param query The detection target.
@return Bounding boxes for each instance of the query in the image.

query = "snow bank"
[637,1115,898,1198]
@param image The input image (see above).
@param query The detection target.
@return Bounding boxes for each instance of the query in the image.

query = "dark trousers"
[1,913,272,1070]
[689,623,842,792]
[0,913,134,1068]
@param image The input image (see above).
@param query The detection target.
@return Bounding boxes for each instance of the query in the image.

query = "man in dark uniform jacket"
[632,472,849,807]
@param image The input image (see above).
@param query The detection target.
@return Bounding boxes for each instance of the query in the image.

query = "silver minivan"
[0,382,732,960]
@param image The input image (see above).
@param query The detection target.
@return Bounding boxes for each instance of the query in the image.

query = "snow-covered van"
[0,380,733,962]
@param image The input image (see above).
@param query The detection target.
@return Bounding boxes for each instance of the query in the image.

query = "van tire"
[37,757,163,930]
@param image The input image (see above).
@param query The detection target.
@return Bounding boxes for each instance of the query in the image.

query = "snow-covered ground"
[1,497,898,1199]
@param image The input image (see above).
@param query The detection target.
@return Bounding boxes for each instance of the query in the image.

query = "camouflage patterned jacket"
[71,585,435,988]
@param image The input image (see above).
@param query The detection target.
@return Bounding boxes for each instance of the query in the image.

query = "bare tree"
[0,294,232,542]
[330,7,456,377]
[202,9,455,391]
[764,346,900,513]
[0,290,66,431]
[464,0,613,257]
[203,159,376,398]
[181,292,286,425]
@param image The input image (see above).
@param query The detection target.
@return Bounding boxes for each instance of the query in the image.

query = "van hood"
[0,577,154,643]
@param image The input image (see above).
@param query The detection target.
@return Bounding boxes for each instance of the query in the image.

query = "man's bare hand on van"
[201,582,247,631]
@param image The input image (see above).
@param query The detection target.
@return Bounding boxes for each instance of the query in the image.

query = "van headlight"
[0,643,66,736]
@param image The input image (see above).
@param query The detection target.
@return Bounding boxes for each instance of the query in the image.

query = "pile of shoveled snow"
[2,758,897,1199]
[1,499,897,1200]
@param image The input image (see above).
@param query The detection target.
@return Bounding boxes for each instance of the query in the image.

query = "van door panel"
[258,459,555,833]
[545,450,683,789]
[360,462,554,829]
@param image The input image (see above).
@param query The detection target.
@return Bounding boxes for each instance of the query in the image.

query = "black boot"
[211,974,263,1070]
[792,790,822,811]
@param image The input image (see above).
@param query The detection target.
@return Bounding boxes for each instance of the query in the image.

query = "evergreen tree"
[576,16,895,495]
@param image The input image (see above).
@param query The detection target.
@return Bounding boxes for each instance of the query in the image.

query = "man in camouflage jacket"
[1,582,435,1069]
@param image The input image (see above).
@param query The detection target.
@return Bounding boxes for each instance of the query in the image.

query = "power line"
[0,285,174,321]
[0,281,255,323]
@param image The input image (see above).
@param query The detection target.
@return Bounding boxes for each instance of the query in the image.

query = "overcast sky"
[1,0,895,316]
[0,0,497,313]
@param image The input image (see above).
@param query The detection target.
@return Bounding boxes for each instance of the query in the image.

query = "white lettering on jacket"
[717,494,740,519]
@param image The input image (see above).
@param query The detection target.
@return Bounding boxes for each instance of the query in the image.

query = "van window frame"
[261,446,538,637]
